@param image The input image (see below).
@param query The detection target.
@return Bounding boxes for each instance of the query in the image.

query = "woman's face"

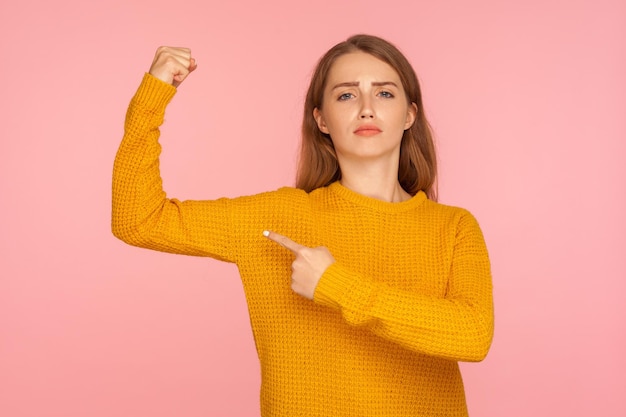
[314,52,417,165]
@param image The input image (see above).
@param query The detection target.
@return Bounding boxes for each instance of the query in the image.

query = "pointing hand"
[264,230,335,300]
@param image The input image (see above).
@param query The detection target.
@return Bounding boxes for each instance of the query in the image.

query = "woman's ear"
[404,102,418,130]
[313,107,330,134]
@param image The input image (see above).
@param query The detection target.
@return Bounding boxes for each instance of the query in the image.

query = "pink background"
[1,0,624,416]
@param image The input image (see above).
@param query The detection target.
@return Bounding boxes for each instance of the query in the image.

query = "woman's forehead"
[326,52,401,85]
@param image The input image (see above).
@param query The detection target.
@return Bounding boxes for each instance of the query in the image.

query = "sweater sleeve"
[112,73,236,263]
[313,210,494,362]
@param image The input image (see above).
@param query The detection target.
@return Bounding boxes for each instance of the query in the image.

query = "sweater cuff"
[132,73,177,110]
[314,263,375,326]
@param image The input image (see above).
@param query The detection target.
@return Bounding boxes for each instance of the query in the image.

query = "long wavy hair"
[296,34,438,201]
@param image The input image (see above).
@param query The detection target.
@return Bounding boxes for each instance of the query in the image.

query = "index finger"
[263,230,305,253]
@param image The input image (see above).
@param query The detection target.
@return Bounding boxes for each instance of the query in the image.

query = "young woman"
[112,34,493,417]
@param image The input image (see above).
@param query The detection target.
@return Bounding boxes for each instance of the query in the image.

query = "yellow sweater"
[112,74,494,417]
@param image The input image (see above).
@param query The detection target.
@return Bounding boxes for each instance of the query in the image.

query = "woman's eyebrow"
[331,81,359,90]
[372,81,399,87]
[331,81,399,90]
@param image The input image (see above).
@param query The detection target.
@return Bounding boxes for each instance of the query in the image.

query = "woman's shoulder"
[228,186,310,207]
[421,197,481,225]
[423,197,470,212]
[225,186,314,235]
[422,199,488,240]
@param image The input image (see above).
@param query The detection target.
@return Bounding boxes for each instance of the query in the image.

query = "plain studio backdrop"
[1,0,624,416]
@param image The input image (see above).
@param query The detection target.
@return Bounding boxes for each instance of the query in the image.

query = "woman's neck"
[338,159,411,203]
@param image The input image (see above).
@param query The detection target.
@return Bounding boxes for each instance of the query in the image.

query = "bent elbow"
[111,220,133,245]
[467,340,492,362]
[464,321,494,362]
[111,215,145,247]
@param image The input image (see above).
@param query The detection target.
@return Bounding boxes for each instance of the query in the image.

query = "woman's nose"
[359,98,375,118]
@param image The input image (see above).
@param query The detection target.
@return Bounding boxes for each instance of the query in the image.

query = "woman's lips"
[354,125,382,136]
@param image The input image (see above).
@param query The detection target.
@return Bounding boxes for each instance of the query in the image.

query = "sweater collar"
[328,181,427,213]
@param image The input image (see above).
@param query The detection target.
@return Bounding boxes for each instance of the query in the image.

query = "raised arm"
[112,48,235,262]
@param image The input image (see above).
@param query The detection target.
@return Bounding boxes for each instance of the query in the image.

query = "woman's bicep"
[113,195,237,262]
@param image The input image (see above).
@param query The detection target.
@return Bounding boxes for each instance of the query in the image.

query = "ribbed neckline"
[328,181,427,213]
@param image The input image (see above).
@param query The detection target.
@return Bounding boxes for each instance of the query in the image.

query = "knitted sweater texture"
[112,74,494,417]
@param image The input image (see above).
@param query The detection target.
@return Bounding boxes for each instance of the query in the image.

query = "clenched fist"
[149,46,197,88]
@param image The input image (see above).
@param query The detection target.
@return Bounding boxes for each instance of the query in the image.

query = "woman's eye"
[338,93,354,101]
[379,91,394,98]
